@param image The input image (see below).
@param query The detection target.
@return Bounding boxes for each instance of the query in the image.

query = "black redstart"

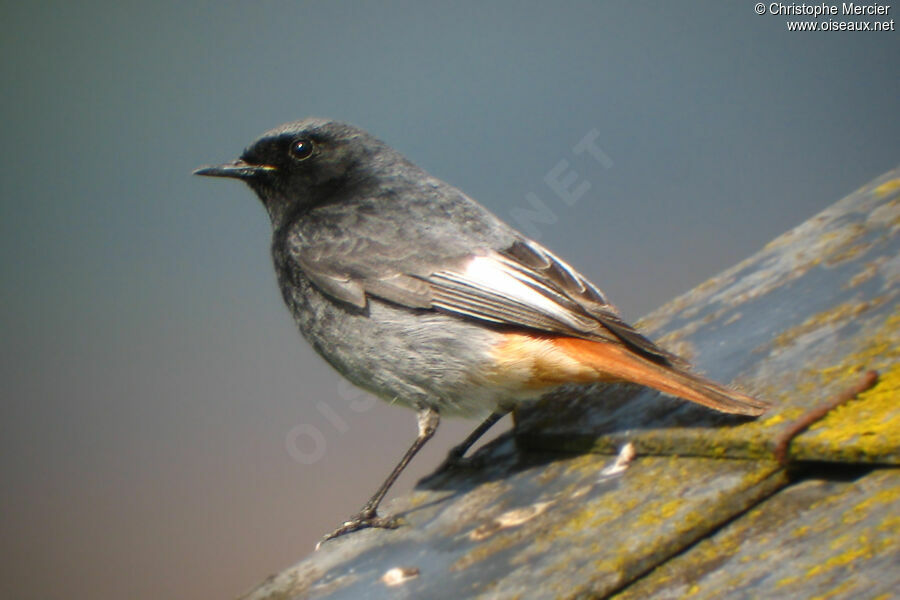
[195,118,769,544]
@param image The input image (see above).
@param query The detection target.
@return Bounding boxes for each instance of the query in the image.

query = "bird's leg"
[436,408,510,472]
[317,407,440,547]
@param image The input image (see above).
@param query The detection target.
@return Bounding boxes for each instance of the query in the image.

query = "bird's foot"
[316,509,403,549]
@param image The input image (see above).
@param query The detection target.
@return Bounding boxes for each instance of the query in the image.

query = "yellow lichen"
[873,178,900,197]
[777,574,799,588]
[449,532,519,572]
[767,299,885,352]
[809,578,857,600]
[802,523,896,580]
[841,486,900,526]
[844,258,885,289]
[825,241,872,266]
[795,361,900,462]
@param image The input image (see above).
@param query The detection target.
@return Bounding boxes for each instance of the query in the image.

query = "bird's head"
[195,118,400,227]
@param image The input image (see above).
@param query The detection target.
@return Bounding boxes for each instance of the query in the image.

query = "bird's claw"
[315,511,403,550]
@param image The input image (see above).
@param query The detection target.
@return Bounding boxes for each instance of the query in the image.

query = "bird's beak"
[193,160,276,179]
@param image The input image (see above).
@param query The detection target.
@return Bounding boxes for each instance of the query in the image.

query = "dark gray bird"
[195,118,769,544]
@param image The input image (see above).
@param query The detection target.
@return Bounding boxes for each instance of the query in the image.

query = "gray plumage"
[194,118,768,542]
[205,118,678,416]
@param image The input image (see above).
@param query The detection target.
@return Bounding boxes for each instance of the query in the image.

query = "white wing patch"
[423,253,600,333]
[463,255,572,319]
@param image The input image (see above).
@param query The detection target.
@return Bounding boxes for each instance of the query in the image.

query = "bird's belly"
[281,277,533,418]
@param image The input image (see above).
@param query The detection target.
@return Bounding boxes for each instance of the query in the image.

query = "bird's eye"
[289,138,315,161]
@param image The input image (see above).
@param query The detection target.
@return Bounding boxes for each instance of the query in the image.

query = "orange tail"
[553,338,769,416]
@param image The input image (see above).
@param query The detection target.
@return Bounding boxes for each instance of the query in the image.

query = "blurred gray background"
[1,2,897,599]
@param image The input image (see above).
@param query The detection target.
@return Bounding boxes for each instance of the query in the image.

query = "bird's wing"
[430,239,678,363]
[287,228,678,364]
